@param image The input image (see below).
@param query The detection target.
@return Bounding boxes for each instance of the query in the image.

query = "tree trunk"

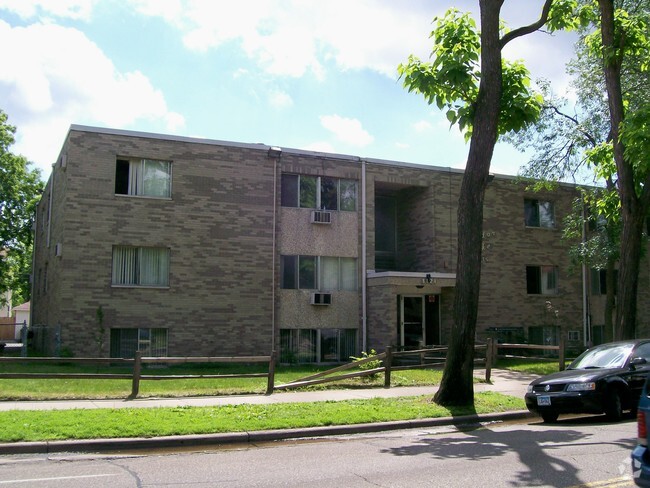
[604,255,616,343]
[598,0,650,340]
[434,0,503,406]
[615,210,646,339]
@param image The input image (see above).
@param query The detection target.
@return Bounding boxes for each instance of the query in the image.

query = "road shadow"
[380,414,636,487]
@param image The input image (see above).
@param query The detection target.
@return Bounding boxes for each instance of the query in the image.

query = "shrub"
[350,349,382,380]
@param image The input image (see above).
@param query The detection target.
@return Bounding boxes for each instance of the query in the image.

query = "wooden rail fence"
[0,352,275,399]
[0,338,566,398]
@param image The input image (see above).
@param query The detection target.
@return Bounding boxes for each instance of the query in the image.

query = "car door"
[628,342,650,397]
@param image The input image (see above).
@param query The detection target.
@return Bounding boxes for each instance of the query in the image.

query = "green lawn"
[496,358,567,375]
[0,362,445,400]
[0,359,547,443]
[0,391,525,443]
[0,358,560,401]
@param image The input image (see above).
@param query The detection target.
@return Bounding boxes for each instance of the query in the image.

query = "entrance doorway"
[400,296,423,348]
[398,295,441,348]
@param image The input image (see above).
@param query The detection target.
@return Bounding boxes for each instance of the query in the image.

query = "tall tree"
[595,0,650,339]
[0,110,43,306]
[399,0,574,405]
[505,0,650,341]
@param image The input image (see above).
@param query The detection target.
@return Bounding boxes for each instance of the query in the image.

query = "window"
[112,246,170,287]
[280,328,357,363]
[375,195,397,271]
[281,174,357,211]
[591,268,617,295]
[281,256,357,290]
[115,158,171,198]
[110,328,168,358]
[524,198,555,228]
[526,265,558,295]
[340,180,357,212]
[568,330,581,342]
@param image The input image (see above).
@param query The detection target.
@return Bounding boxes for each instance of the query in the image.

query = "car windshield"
[568,343,634,370]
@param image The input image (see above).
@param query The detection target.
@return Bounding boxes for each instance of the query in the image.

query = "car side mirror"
[630,357,648,369]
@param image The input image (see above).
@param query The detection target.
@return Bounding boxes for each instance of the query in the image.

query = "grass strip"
[0,392,525,443]
[0,369,445,401]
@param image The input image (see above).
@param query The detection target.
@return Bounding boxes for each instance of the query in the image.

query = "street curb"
[0,410,536,455]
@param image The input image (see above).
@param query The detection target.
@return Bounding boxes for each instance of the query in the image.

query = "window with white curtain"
[112,246,170,287]
[110,328,168,358]
[281,255,358,290]
[340,257,357,291]
[526,265,558,295]
[281,174,357,211]
[280,328,357,363]
[115,158,172,198]
[524,198,555,228]
[320,257,339,290]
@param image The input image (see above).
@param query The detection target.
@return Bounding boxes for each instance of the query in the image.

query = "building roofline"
[66,125,459,173]
[65,125,593,188]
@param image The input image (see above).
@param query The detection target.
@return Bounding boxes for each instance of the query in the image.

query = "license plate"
[537,395,551,406]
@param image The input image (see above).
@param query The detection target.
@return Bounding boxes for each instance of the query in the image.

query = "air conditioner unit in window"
[310,210,332,224]
[310,292,332,305]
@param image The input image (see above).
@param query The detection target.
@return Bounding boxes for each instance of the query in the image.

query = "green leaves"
[0,109,44,305]
[397,9,480,139]
[398,8,544,142]
[546,0,593,31]
[620,104,650,192]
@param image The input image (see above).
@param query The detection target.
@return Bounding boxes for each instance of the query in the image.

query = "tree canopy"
[507,0,650,340]
[0,110,43,306]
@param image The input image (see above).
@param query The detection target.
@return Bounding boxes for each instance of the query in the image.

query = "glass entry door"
[400,296,425,348]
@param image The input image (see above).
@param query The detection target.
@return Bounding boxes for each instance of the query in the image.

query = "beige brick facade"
[31,126,650,359]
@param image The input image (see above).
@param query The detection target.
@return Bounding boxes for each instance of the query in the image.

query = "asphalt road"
[0,415,640,487]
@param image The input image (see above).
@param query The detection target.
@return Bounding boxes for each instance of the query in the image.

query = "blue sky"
[0,1,577,180]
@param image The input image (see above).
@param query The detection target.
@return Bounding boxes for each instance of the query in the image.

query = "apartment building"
[30,125,650,360]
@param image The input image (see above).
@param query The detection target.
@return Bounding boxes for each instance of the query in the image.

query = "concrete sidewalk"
[0,369,537,411]
[0,369,540,454]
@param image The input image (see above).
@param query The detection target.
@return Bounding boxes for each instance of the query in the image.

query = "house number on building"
[482,231,496,263]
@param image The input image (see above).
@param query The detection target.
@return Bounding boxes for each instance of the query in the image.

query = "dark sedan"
[525,340,650,423]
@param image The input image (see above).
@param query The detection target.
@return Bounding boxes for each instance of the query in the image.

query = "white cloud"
[0,0,95,20]
[127,0,430,79]
[320,115,373,147]
[0,20,184,174]
[125,0,576,89]
[302,141,336,154]
[268,90,293,109]
[413,120,434,133]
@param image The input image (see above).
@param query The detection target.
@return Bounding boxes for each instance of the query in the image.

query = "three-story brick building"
[30,125,650,360]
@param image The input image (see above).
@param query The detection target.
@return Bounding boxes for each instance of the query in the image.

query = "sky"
[0,0,579,181]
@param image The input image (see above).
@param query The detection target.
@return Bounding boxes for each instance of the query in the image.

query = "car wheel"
[604,388,623,421]
[541,411,559,423]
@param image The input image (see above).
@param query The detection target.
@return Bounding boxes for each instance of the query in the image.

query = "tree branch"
[545,104,599,147]
[500,0,554,48]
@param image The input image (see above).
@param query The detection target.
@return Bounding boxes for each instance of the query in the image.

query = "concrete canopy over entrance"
[365,271,456,352]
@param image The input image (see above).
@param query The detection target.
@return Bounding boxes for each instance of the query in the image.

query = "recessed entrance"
[398,295,441,348]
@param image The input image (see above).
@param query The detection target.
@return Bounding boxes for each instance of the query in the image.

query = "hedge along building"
[30,126,650,360]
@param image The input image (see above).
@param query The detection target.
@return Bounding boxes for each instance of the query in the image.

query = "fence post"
[20,322,27,358]
[485,338,493,383]
[130,351,142,399]
[266,350,276,395]
[384,346,392,388]
[559,334,566,371]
